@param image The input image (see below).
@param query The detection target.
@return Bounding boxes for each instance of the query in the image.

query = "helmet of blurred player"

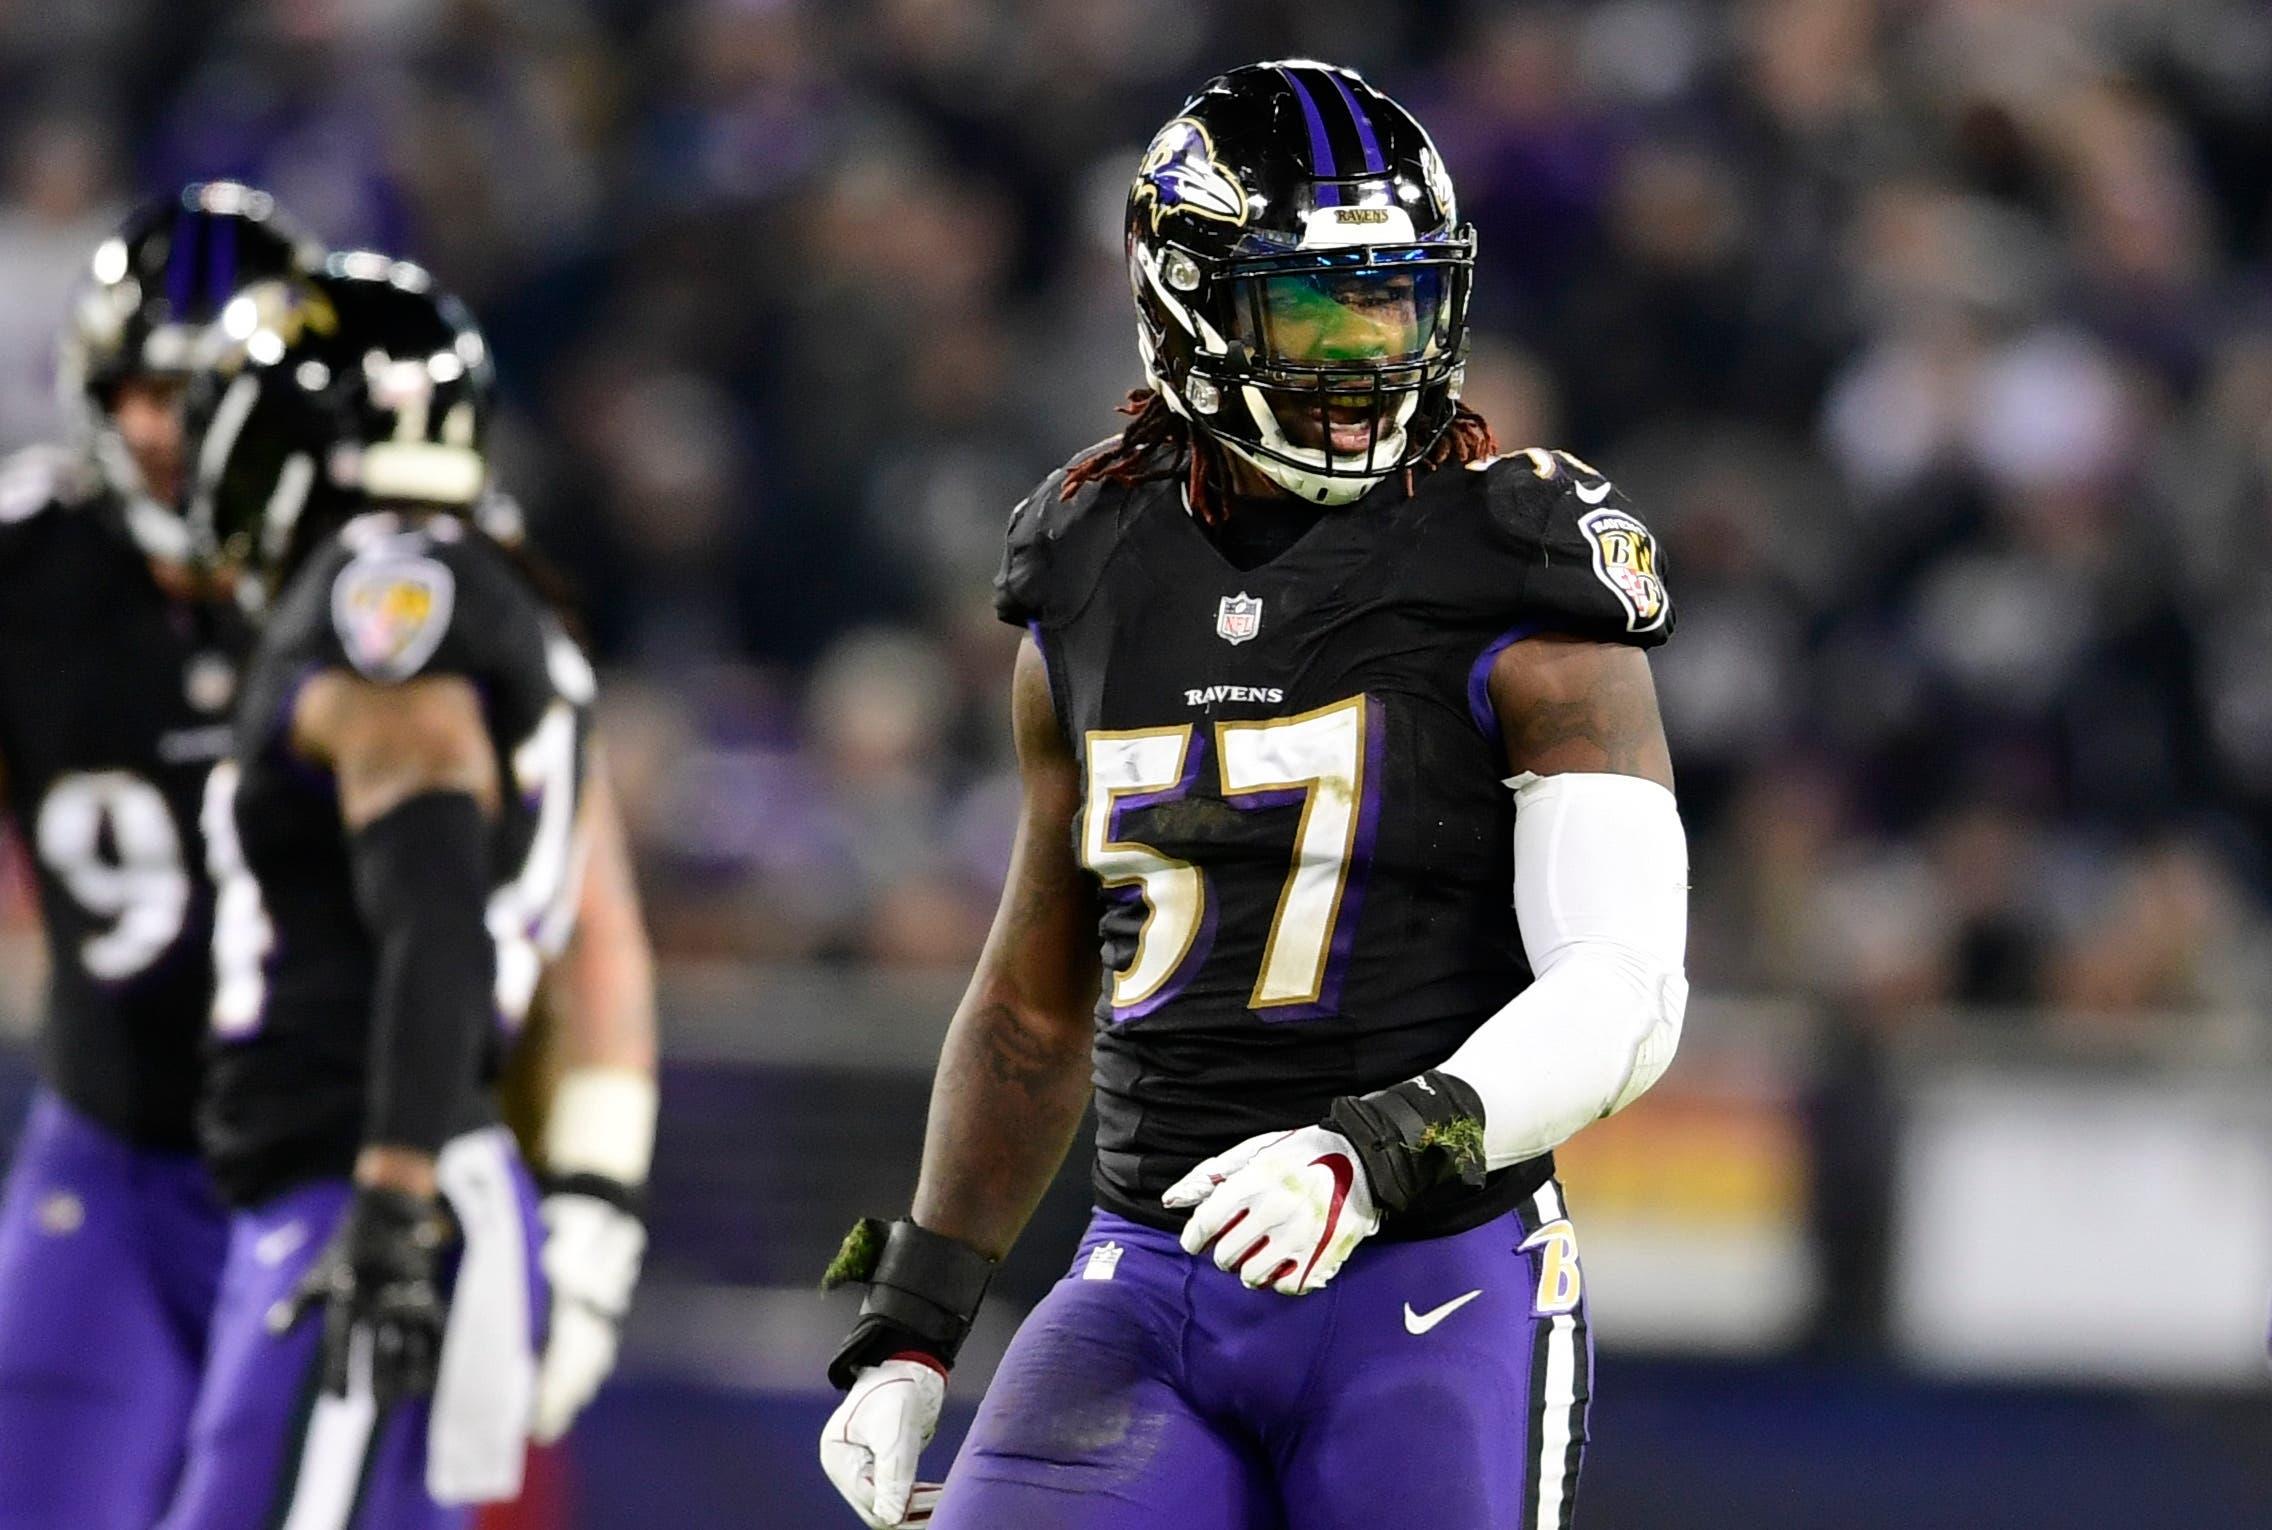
[57,181,324,560]
[184,250,495,598]
[1126,61,1473,506]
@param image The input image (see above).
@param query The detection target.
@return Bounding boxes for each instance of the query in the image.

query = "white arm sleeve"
[1435,771,1690,1171]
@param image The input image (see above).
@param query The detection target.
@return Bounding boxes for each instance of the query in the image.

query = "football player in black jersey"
[0,183,321,1530]
[152,255,658,1530]
[822,64,1688,1529]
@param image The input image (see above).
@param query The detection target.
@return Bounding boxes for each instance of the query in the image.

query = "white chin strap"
[1139,293,1412,507]
[1222,433,1388,506]
[1148,367,1411,508]
[1235,381,1416,506]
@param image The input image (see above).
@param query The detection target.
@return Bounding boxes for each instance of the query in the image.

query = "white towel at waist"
[428,1126,537,1505]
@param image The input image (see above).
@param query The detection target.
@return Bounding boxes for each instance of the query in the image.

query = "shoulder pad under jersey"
[1473,448,1674,647]
[286,513,549,688]
[994,440,1149,629]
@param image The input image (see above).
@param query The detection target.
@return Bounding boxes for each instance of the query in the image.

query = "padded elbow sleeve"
[1436,772,1689,1169]
[351,791,497,1155]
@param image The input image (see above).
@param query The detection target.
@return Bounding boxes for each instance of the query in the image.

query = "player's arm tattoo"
[1488,634,1675,790]
[910,636,1101,1260]
[967,1001,1053,1087]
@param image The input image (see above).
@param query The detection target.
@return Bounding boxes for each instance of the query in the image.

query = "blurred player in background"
[0,184,320,1530]
[822,63,1688,1528]
[153,254,657,1530]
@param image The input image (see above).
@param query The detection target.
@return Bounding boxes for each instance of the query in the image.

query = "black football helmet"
[185,251,495,600]
[58,181,324,559]
[1127,61,1474,504]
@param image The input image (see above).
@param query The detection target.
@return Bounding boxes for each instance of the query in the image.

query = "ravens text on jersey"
[201,512,594,1206]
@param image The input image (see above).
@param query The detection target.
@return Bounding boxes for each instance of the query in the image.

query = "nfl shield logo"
[1216,591,1263,646]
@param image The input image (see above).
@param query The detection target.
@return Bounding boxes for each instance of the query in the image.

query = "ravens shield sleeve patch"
[330,553,457,681]
[1576,507,1668,634]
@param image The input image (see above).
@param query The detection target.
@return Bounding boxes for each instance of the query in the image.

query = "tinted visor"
[1233,263,1447,371]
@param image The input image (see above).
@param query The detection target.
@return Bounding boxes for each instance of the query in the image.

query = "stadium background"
[3,0,2272,1523]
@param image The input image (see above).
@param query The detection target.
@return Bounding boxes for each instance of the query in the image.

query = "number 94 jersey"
[0,448,250,1150]
[203,512,593,1207]
[998,448,1673,1241]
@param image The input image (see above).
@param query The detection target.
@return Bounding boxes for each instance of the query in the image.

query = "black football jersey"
[998,446,1674,1239]
[0,448,249,1150]
[204,512,593,1206]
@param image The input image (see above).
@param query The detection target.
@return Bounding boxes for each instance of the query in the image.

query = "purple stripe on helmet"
[1468,623,1543,742]
[1280,67,1341,206]
[1327,72,1387,174]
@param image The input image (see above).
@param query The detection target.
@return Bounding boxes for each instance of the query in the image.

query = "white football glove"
[1161,1125,1382,1296]
[531,1188,645,1444]
[819,1358,947,1527]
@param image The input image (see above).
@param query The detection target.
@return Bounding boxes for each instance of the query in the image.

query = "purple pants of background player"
[156,1136,546,1530]
[935,1181,1591,1530]
[0,1090,229,1530]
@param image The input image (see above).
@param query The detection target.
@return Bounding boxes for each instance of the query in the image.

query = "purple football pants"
[935,1180,1592,1530]
[0,1090,229,1530]
[156,1140,546,1530]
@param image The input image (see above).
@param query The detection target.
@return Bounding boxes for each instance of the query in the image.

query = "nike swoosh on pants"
[1403,1289,1483,1334]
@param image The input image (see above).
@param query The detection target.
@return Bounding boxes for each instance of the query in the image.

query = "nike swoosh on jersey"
[1574,479,1615,504]
[1297,1152,1356,1289]
[1403,1288,1483,1335]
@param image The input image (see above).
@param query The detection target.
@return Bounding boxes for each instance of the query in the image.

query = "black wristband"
[1324,1069,1490,1215]
[823,1218,997,1389]
[829,1312,945,1389]
[540,1170,646,1221]
[350,791,496,1156]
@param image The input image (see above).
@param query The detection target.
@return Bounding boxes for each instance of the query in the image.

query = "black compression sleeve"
[349,791,496,1156]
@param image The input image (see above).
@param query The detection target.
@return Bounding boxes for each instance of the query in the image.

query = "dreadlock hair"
[1060,387,1500,524]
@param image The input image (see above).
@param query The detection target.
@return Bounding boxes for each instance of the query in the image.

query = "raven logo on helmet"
[218,277,337,359]
[1134,117,1249,233]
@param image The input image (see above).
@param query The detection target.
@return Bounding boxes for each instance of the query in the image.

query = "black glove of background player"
[269,1185,453,1405]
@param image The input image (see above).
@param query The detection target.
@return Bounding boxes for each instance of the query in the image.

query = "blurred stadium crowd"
[3,0,2271,1025]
